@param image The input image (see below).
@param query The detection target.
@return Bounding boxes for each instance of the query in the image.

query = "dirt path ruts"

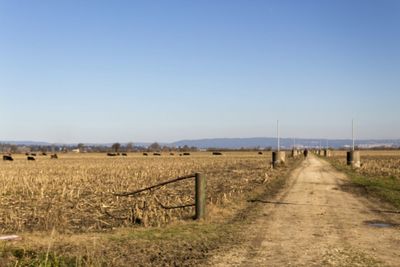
[207,156,400,266]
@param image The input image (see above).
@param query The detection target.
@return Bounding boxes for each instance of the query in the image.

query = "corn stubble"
[0,152,276,233]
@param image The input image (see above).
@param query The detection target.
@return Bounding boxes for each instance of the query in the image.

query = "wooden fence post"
[195,173,206,220]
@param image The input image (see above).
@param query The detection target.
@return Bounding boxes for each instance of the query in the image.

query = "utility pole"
[277,120,280,152]
[352,119,355,151]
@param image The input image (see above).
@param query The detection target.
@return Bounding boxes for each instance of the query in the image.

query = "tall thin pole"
[352,119,355,151]
[277,120,280,152]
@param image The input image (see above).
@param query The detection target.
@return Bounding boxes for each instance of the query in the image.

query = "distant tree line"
[2,142,399,154]
[0,142,198,153]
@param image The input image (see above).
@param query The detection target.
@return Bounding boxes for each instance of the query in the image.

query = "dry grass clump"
[0,152,279,233]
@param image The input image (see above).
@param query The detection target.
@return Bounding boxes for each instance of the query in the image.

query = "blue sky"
[0,0,399,143]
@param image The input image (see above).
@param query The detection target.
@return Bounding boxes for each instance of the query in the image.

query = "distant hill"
[171,138,400,149]
[172,138,277,149]
[1,138,400,149]
[0,141,51,146]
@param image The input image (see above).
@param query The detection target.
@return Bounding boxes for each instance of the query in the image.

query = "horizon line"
[1,136,400,145]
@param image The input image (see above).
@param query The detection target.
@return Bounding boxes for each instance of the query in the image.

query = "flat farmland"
[0,152,277,234]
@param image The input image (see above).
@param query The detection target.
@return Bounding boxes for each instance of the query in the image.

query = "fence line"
[113,173,206,220]
[113,174,196,197]
[158,202,196,210]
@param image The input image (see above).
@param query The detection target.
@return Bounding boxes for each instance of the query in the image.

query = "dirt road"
[208,155,400,266]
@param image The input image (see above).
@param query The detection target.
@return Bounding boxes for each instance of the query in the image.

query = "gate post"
[195,173,206,220]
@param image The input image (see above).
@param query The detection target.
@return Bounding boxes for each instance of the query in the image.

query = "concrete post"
[272,151,286,168]
[324,149,331,157]
[347,151,361,168]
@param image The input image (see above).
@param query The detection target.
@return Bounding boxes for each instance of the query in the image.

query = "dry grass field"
[0,152,280,234]
[0,151,300,266]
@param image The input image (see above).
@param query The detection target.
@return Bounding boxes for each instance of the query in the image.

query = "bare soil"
[207,155,400,267]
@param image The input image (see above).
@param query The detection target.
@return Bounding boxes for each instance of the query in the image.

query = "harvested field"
[0,152,282,234]
[330,150,400,178]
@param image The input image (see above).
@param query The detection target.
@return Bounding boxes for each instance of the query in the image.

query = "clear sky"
[0,0,399,143]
